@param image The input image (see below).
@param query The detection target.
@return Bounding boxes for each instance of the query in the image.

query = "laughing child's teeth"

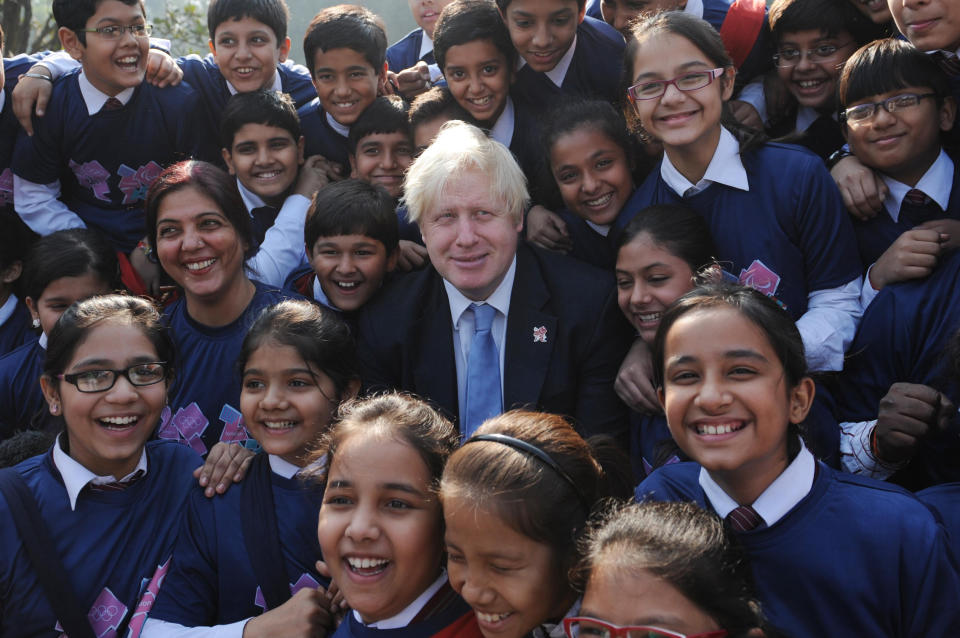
[347,557,389,569]
[118,56,138,65]
[798,80,824,88]
[186,258,216,271]
[697,423,741,435]
[335,101,357,109]
[100,416,137,426]
[264,421,296,430]
[638,312,661,322]
[585,193,614,207]
[469,96,492,106]
[236,67,255,74]
[256,171,281,179]
[476,612,511,623]
[336,282,359,289]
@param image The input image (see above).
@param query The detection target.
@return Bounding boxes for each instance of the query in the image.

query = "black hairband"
[466,433,591,511]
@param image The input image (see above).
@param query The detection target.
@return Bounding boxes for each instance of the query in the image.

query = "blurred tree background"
[2,1,415,58]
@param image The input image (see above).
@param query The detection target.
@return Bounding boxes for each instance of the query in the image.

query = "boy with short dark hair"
[838,39,959,309]
[12,0,204,293]
[286,179,399,316]
[497,0,624,113]
[220,89,331,285]
[298,5,388,179]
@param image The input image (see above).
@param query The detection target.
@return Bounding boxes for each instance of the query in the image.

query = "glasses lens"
[626,630,679,638]
[129,363,165,386]
[775,50,799,66]
[811,45,838,61]
[631,82,663,99]
[569,621,610,638]
[676,72,710,91]
[845,104,873,122]
[888,94,920,112]
[76,370,116,392]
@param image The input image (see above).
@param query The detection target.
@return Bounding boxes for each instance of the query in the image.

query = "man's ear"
[1,260,22,285]
[386,249,399,272]
[60,27,84,61]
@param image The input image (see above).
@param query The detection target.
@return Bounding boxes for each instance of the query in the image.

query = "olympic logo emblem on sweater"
[533,326,548,343]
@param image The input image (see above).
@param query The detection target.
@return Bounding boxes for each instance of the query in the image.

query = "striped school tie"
[727,504,763,532]
[933,51,960,78]
[900,189,943,227]
[100,97,124,112]
[89,469,146,492]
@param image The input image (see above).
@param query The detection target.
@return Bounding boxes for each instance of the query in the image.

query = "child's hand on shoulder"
[145,49,183,88]
[868,228,942,290]
[241,586,336,638]
[393,62,432,99]
[193,441,255,497]
[875,383,954,465]
[295,155,337,199]
[397,240,429,271]
[830,155,887,220]
[526,205,572,253]
[916,219,960,251]
[12,65,53,136]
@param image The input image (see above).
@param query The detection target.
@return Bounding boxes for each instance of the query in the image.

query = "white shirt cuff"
[839,420,903,480]
[141,617,250,638]
[797,277,862,372]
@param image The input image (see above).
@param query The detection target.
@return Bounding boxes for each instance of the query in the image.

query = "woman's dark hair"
[838,38,952,109]
[144,160,253,260]
[617,204,717,274]
[651,282,808,456]
[238,299,360,400]
[308,392,459,492]
[623,11,767,153]
[22,229,119,303]
[572,501,786,638]
[441,411,614,576]
[43,294,175,386]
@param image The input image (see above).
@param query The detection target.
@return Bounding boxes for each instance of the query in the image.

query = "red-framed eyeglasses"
[563,617,729,638]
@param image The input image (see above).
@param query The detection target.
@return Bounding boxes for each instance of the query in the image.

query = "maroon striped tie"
[727,504,763,532]
[89,469,145,492]
[100,97,124,112]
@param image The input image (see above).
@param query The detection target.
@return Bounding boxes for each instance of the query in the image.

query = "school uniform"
[511,17,624,115]
[1,53,50,215]
[0,336,54,440]
[11,69,205,253]
[143,454,326,636]
[0,437,201,637]
[629,411,681,483]
[835,249,960,490]
[386,28,445,86]
[298,99,352,177]
[615,129,863,372]
[855,150,959,308]
[179,54,316,158]
[757,99,845,163]
[487,97,555,207]
[161,281,299,456]
[332,573,482,638]
[555,209,616,270]
[585,0,770,82]
[918,482,960,560]
[0,293,33,358]
[636,445,960,637]
[234,179,310,282]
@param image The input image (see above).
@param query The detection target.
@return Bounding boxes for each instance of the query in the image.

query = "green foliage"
[152,0,208,57]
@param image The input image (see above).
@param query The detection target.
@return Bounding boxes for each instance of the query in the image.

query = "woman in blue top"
[144,161,299,459]
[0,294,201,637]
[616,10,863,373]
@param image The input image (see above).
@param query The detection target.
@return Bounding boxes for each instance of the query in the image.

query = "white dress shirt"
[235,180,310,288]
[516,35,578,88]
[488,97,516,148]
[699,441,816,526]
[659,128,862,372]
[859,150,954,308]
[352,572,448,629]
[52,433,148,511]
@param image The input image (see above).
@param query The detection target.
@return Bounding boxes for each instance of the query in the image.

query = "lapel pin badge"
[533,326,547,343]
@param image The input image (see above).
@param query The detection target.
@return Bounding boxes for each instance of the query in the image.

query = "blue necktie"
[464,303,501,438]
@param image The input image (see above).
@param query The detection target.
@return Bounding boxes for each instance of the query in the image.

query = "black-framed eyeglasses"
[563,617,728,638]
[78,23,153,40]
[772,42,851,68]
[841,92,938,124]
[58,362,167,393]
[626,68,726,101]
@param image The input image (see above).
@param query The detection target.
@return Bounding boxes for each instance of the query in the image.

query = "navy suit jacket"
[357,242,632,442]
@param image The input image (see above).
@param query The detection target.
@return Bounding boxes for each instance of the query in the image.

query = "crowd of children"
[0,0,959,635]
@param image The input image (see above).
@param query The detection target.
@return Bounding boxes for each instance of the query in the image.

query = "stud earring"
[32,317,40,329]
[50,402,60,415]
